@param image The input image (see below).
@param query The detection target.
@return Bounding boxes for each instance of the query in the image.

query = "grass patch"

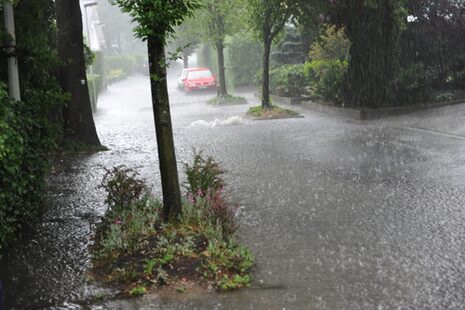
[90,152,253,297]
[247,105,300,119]
[207,95,248,105]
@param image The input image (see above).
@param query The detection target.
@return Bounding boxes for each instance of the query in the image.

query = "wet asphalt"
[1,71,465,309]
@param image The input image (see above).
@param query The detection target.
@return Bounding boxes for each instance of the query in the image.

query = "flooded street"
[2,70,465,309]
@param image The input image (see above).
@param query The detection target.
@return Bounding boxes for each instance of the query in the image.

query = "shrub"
[184,151,225,197]
[309,25,350,62]
[304,59,348,103]
[393,63,434,104]
[100,166,148,211]
[269,64,308,97]
[87,74,103,110]
[106,55,137,76]
[107,68,125,84]
[0,83,57,252]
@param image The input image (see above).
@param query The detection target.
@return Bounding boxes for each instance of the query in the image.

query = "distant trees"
[56,0,101,146]
[113,0,199,221]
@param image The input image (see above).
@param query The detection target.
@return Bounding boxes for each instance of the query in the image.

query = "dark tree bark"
[215,39,228,97]
[182,50,189,68]
[344,0,404,107]
[56,0,100,146]
[261,38,272,109]
[147,36,182,221]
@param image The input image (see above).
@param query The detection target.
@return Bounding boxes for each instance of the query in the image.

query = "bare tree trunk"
[182,50,189,68]
[147,36,182,222]
[215,39,228,97]
[56,0,100,146]
[262,39,272,109]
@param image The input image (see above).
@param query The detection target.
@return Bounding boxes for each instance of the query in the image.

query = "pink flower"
[114,219,122,225]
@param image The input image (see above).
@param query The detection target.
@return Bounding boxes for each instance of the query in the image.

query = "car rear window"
[188,70,212,79]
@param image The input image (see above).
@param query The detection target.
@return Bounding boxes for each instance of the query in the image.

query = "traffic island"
[89,153,254,298]
[247,105,302,120]
[207,95,248,105]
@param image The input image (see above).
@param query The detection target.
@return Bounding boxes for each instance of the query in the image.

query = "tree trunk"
[56,0,100,146]
[261,39,272,109]
[215,39,227,97]
[147,36,182,222]
[182,50,189,68]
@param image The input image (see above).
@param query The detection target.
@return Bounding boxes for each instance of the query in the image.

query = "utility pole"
[3,1,20,101]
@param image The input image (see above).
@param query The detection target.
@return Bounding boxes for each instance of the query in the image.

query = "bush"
[393,63,434,104]
[107,69,125,84]
[269,64,308,97]
[309,25,350,62]
[106,55,136,76]
[304,59,348,103]
[226,34,263,87]
[184,151,225,196]
[0,83,57,252]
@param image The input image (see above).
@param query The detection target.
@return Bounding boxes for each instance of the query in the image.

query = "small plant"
[436,92,454,102]
[144,259,158,275]
[100,166,148,211]
[184,150,225,197]
[207,95,248,105]
[129,286,147,297]
[217,274,252,291]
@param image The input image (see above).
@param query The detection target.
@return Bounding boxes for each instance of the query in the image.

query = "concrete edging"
[301,99,465,121]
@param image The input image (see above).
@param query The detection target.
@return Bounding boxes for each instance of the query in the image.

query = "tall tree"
[245,0,320,109]
[56,0,101,146]
[245,0,293,109]
[113,0,199,221]
[331,0,407,107]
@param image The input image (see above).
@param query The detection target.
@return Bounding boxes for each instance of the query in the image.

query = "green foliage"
[84,43,95,68]
[269,64,307,97]
[304,60,348,103]
[202,240,253,289]
[184,151,225,196]
[225,34,263,87]
[272,26,304,65]
[309,25,350,62]
[100,166,148,212]
[0,0,65,252]
[393,63,433,104]
[129,286,147,297]
[435,92,454,102]
[92,155,253,292]
[112,0,200,43]
[105,55,137,77]
[107,69,126,84]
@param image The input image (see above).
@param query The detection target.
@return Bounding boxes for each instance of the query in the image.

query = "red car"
[178,67,217,92]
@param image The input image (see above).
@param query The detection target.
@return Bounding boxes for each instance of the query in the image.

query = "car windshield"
[188,70,212,79]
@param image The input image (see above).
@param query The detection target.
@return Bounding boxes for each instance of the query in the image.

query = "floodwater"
[1,65,465,309]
